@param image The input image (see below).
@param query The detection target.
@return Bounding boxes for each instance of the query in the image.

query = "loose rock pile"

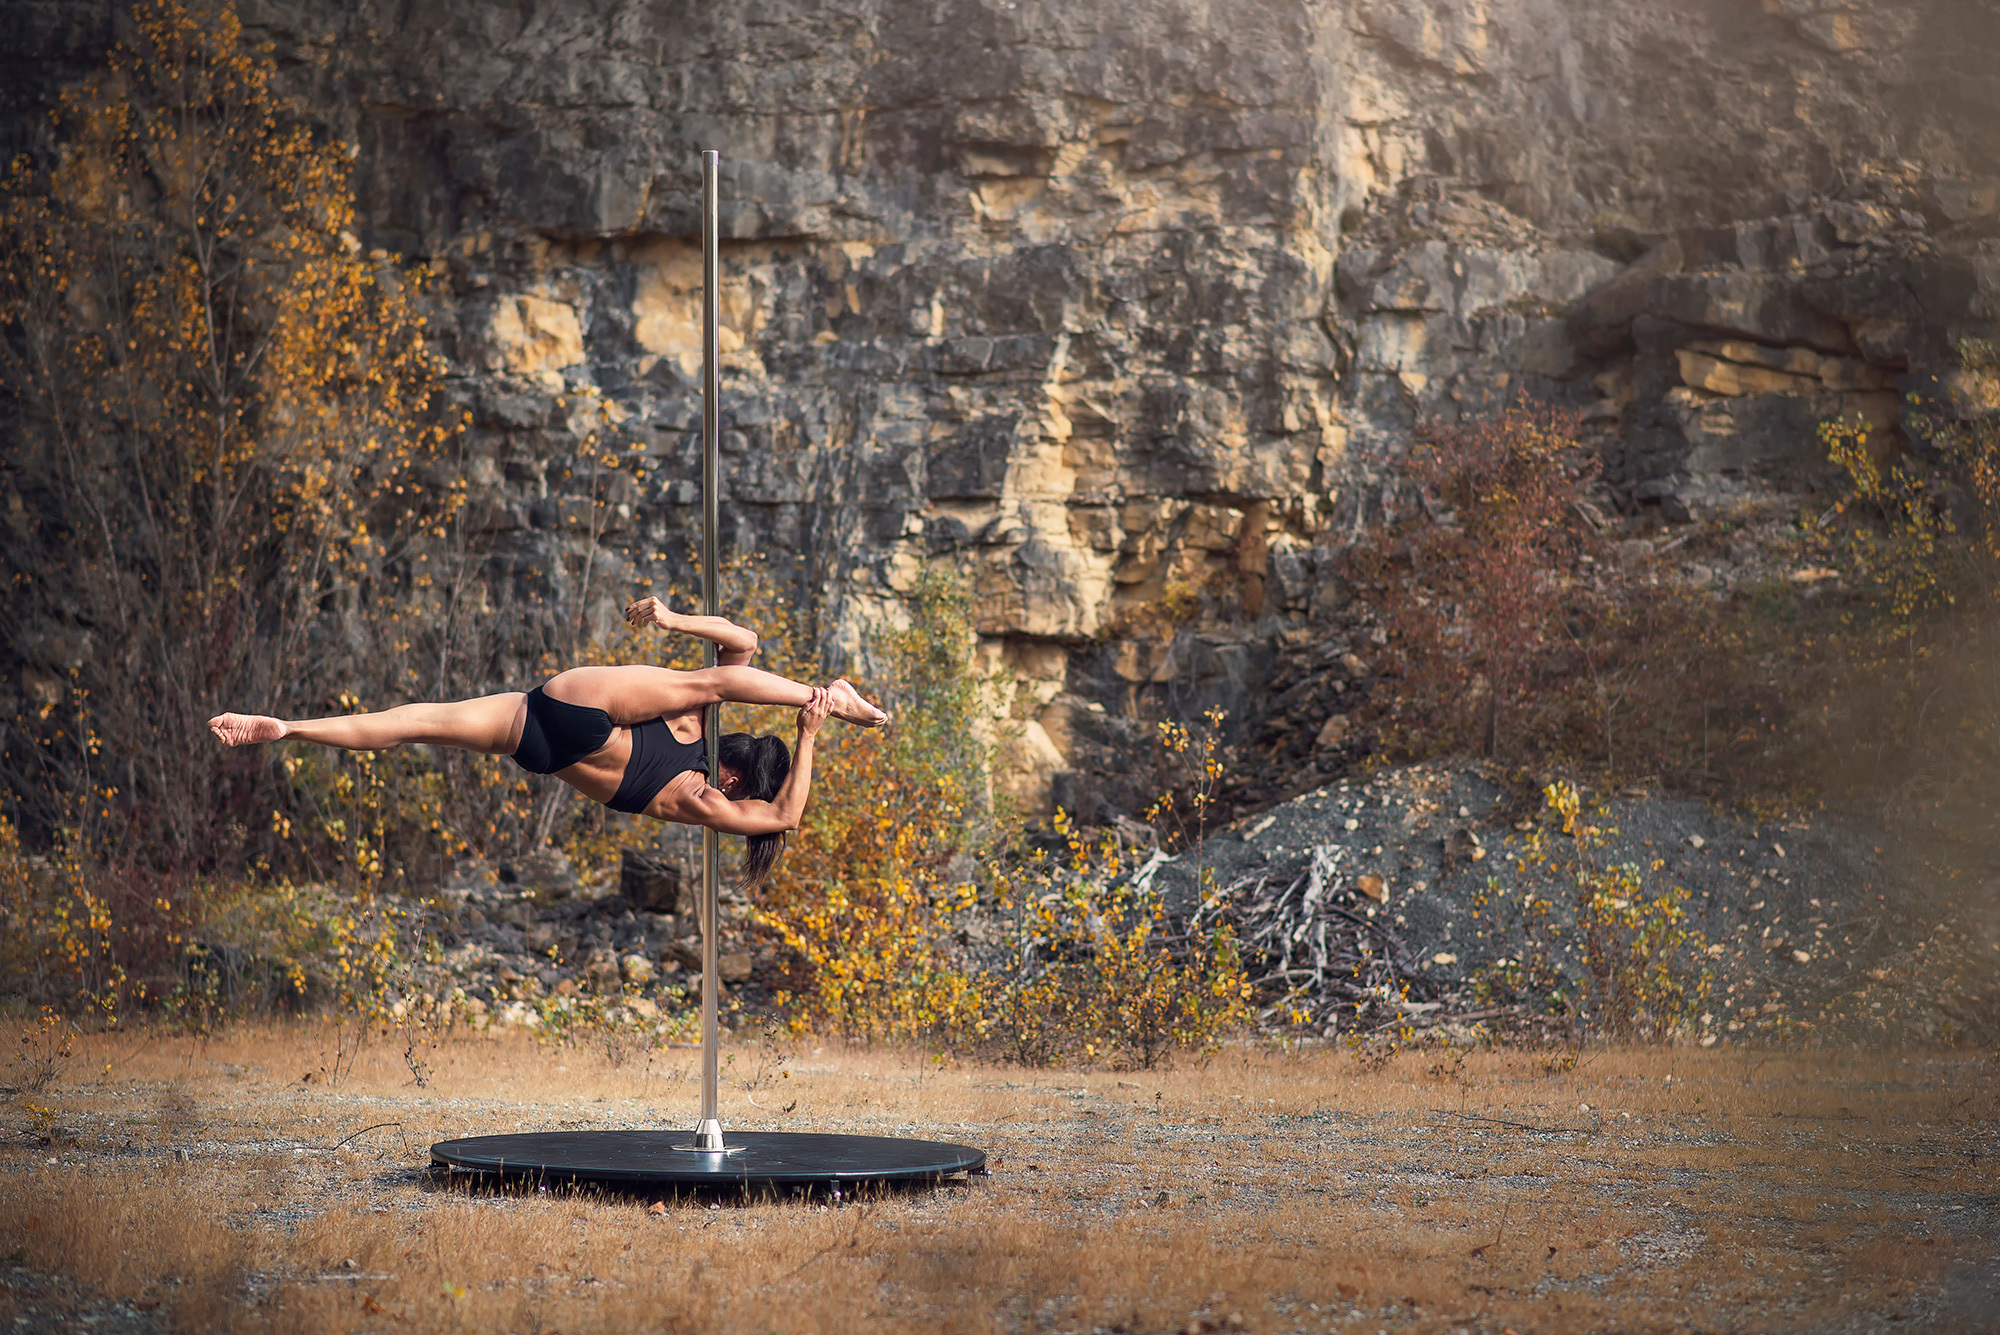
[1151,763,2000,1047]
[428,852,778,1030]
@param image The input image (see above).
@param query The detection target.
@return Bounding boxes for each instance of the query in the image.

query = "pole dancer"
[206,619,884,886]
[221,148,813,1158]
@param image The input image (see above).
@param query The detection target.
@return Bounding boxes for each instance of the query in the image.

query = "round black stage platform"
[431,1130,985,1190]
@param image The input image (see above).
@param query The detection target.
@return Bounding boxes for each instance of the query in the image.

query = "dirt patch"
[0,1028,1992,1334]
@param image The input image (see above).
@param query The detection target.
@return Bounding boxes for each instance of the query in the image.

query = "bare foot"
[825,679,889,728]
[209,713,288,746]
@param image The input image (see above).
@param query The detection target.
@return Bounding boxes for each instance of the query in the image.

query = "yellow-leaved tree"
[0,0,465,875]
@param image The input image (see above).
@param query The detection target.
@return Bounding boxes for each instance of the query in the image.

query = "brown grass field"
[0,1025,1994,1334]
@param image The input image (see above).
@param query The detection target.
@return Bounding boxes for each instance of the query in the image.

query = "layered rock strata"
[4,0,1998,813]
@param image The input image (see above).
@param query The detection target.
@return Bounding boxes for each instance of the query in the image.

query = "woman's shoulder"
[645,765,714,820]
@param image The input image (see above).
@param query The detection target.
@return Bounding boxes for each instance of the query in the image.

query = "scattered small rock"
[584,951,622,994]
[1315,713,1352,750]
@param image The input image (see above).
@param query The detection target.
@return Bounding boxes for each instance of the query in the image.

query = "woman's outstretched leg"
[210,692,527,755]
[546,665,886,726]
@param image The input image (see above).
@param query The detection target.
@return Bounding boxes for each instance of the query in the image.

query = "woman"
[207,597,887,886]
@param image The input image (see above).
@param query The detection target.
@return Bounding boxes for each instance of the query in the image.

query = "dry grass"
[0,1025,1994,1333]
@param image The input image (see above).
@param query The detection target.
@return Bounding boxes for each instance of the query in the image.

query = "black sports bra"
[607,717,709,815]
[511,687,707,816]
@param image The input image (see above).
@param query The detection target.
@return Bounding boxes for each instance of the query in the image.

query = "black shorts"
[511,686,613,774]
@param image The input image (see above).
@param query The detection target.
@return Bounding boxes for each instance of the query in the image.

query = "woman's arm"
[765,689,826,826]
[679,789,795,836]
[624,596,758,665]
[678,688,830,835]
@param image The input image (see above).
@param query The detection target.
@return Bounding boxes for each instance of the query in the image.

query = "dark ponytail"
[717,731,792,889]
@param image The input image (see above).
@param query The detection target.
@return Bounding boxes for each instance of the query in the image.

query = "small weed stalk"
[13,1007,76,1093]
[738,1019,798,1093]
[1149,707,1229,855]
[317,1016,365,1089]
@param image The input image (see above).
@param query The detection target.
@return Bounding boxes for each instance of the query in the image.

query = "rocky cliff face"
[6,0,1999,814]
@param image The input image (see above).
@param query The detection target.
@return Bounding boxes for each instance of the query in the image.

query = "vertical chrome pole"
[695,148,725,1152]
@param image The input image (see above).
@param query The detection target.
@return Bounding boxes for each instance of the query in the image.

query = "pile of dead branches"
[1188,845,1472,1035]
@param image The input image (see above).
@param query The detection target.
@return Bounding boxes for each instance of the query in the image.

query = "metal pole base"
[670,1118,743,1154]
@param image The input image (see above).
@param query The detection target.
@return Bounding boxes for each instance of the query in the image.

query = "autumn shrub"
[1346,400,1738,787]
[1812,347,2000,823]
[11,1007,75,1093]
[980,810,1251,1069]
[1346,400,1871,804]
[753,564,992,1042]
[1536,781,1713,1042]
[1823,344,2000,617]
[975,706,1247,1068]
[750,566,1248,1067]
[1464,781,1713,1044]
[1347,402,1604,761]
[0,812,142,1021]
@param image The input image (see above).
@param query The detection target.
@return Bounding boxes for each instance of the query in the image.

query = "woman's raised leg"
[546,665,886,727]
[210,692,528,755]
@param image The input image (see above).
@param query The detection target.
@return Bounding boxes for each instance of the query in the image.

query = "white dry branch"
[1193,845,1472,1032]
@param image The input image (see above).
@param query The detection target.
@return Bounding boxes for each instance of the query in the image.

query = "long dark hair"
[718,731,792,889]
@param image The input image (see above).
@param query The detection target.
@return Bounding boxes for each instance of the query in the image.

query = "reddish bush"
[1349,402,1600,760]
